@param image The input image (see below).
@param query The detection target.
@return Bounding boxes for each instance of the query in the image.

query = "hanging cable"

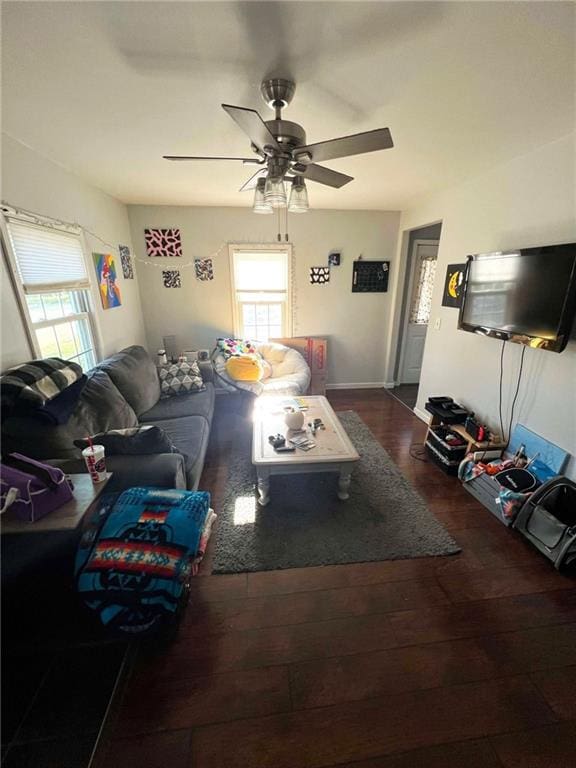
[498,340,506,443]
[506,345,527,449]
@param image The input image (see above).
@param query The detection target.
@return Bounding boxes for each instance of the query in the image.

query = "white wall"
[127,206,400,386]
[388,134,576,475]
[1,135,146,370]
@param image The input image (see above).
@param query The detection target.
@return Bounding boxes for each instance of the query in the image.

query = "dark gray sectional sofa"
[1,346,215,492]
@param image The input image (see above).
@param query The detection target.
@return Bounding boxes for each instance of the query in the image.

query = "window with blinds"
[6,219,90,292]
[3,216,97,370]
[229,246,292,341]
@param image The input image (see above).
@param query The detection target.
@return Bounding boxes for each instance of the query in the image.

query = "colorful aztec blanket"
[76,487,210,634]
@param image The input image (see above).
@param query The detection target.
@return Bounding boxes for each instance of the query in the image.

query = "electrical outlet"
[434,317,441,330]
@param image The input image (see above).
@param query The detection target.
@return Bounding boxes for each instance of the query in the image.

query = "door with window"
[229,246,292,341]
[399,240,438,384]
[3,216,98,369]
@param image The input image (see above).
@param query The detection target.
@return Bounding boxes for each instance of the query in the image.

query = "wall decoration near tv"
[458,243,576,353]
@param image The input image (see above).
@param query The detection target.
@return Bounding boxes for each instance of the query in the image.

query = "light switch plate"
[434,317,442,330]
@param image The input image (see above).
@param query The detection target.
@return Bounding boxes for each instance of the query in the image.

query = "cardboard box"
[272,337,328,375]
[309,373,327,396]
[272,337,328,395]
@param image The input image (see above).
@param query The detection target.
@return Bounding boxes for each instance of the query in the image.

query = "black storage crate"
[425,439,461,476]
[427,427,468,462]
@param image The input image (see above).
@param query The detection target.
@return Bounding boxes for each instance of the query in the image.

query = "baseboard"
[325,382,385,390]
[383,381,396,389]
[413,406,430,424]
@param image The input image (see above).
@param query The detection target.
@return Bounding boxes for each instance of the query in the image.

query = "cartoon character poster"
[93,253,122,309]
[442,263,465,308]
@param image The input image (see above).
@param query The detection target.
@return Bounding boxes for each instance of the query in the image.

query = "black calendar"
[352,260,390,293]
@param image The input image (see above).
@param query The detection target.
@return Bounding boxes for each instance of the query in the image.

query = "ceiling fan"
[163,78,393,212]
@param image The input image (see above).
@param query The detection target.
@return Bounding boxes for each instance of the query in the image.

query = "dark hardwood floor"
[96,389,576,768]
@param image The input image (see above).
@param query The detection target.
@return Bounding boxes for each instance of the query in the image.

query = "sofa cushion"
[97,345,160,416]
[158,360,204,398]
[142,415,210,490]
[74,425,177,455]
[1,369,138,460]
[140,383,215,423]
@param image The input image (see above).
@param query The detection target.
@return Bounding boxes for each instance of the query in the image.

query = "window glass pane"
[410,257,437,325]
[269,305,282,324]
[269,326,282,338]
[54,322,79,359]
[242,304,256,326]
[35,326,60,358]
[74,351,96,370]
[255,305,268,324]
[61,292,76,316]
[243,326,257,340]
[26,295,45,322]
[42,293,64,320]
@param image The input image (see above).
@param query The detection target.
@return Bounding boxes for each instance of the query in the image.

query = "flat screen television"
[458,243,576,352]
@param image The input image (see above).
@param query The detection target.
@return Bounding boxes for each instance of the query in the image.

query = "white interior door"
[399,240,438,384]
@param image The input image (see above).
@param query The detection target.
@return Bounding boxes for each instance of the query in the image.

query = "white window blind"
[6,218,89,293]
[232,251,288,292]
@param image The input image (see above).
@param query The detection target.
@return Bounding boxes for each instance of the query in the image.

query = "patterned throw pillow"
[74,425,177,455]
[158,361,205,398]
[216,338,257,358]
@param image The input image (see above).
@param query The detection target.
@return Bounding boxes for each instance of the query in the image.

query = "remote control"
[275,446,295,453]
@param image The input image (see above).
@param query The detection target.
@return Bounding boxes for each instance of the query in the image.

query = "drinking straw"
[87,434,94,453]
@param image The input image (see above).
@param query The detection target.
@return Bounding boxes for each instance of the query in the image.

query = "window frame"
[0,211,101,366]
[228,243,293,341]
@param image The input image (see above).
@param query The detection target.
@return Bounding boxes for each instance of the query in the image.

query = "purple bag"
[0,453,73,523]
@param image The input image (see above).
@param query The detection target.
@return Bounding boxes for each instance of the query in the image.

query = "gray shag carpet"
[211,411,460,574]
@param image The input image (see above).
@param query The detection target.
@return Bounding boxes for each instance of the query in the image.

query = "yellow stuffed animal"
[225,354,263,382]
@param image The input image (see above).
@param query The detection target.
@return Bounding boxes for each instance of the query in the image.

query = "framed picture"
[352,260,389,292]
[442,263,466,308]
[328,252,341,267]
[93,253,122,309]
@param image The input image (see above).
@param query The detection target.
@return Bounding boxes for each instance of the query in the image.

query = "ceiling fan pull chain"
[285,205,289,242]
[277,206,281,242]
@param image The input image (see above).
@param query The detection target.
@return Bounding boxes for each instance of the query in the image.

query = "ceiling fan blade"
[294,128,393,164]
[239,168,267,192]
[163,155,263,163]
[222,104,280,155]
[298,163,353,188]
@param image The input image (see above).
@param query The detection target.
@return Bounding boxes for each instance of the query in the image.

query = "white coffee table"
[252,395,360,506]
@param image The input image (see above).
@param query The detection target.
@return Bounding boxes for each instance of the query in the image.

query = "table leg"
[338,470,352,500]
[257,472,270,506]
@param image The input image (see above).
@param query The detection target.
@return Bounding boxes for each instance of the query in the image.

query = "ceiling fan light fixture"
[252,177,273,214]
[288,177,309,213]
[264,176,287,208]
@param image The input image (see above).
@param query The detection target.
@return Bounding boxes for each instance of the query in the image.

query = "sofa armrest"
[48,453,187,492]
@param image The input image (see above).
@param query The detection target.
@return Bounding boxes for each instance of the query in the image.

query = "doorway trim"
[382,220,443,403]
[396,238,439,385]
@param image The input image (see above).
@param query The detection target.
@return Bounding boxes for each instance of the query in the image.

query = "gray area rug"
[211,411,460,573]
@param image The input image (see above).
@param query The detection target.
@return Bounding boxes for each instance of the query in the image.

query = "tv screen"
[458,243,576,352]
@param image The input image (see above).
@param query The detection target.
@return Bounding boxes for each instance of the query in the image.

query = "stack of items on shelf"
[459,423,570,530]
[423,396,506,475]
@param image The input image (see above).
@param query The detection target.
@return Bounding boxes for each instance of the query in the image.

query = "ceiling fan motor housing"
[265,119,306,151]
[261,78,296,109]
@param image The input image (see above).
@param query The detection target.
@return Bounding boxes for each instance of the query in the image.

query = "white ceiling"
[2,2,574,210]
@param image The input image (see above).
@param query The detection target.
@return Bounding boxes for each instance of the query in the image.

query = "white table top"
[252,396,360,466]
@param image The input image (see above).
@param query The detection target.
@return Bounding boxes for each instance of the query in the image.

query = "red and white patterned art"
[144,228,182,258]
